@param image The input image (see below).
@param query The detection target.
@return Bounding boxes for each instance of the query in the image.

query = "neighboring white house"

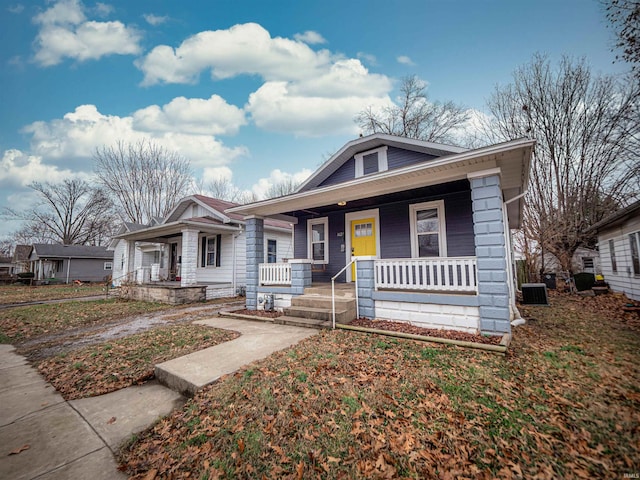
[109,195,293,300]
[588,200,640,301]
[539,247,602,275]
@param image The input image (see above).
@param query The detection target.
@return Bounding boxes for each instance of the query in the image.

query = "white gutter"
[504,190,528,326]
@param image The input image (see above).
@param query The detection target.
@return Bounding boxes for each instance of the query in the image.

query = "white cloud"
[251,168,313,199]
[136,22,334,85]
[0,149,83,187]
[136,23,395,136]
[94,2,113,16]
[397,55,415,66]
[32,0,142,66]
[8,4,24,14]
[202,166,233,184]
[144,13,168,26]
[246,81,392,136]
[357,52,378,66]
[293,30,326,45]
[22,104,248,170]
[132,95,246,136]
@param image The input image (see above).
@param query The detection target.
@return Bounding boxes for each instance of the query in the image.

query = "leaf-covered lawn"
[0,284,106,305]
[120,292,640,479]
[0,299,169,343]
[38,325,240,400]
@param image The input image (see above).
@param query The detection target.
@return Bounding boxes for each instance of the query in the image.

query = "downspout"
[66,257,71,284]
[504,190,528,326]
[232,231,239,295]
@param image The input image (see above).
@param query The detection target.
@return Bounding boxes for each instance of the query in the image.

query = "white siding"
[597,215,640,301]
[112,240,127,286]
[375,300,480,334]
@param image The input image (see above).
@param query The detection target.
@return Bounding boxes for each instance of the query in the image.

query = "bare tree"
[355,75,470,144]
[264,177,300,199]
[2,179,115,245]
[485,54,640,273]
[604,0,640,78]
[94,140,194,224]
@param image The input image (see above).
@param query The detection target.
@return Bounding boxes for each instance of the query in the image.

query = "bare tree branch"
[94,140,194,224]
[355,75,470,144]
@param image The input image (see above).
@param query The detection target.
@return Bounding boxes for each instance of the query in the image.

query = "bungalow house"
[587,200,640,301]
[29,244,114,283]
[110,195,292,303]
[227,133,535,336]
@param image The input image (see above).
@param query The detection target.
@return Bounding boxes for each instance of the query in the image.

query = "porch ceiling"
[228,138,534,228]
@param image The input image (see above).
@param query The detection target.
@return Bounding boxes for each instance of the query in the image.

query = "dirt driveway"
[14,300,244,363]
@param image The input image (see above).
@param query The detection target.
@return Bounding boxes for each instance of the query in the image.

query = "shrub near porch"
[120,292,640,479]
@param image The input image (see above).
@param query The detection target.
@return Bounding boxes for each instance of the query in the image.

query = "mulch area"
[347,318,503,345]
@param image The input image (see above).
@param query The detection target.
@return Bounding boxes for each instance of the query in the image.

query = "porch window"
[201,234,222,267]
[609,239,617,273]
[630,232,640,275]
[409,200,447,258]
[267,239,277,263]
[308,217,329,264]
[355,146,388,178]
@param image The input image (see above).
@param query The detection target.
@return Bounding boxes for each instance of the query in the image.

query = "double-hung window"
[201,235,222,267]
[104,261,113,271]
[630,232,640,275]
[409,201,447,258]
[308,218,329,264]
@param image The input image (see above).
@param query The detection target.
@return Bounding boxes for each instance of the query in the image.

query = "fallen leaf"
[107,416,117,424]
[8,444,30,455]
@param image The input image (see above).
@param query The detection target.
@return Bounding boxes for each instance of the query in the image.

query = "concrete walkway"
[156,317,318,395]
[1,317,318,479]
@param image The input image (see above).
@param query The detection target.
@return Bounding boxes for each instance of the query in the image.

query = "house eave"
[115,220,242,242]
[229,138,535,220]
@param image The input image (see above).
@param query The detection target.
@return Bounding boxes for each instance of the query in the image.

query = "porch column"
[469,171,511,336]
[133,243,143,284]
[356,256,376,319]
[289,259,312,294]
[246,216,264,310]
[181,228,199,287]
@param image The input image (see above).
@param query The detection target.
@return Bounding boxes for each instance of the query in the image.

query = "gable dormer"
[297,133,467,193]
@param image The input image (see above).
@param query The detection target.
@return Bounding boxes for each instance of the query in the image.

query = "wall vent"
[521,283,549,305]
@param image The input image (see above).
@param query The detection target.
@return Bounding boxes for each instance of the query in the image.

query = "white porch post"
[181,228,199,287]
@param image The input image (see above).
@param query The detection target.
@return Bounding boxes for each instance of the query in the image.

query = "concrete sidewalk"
[0,344,183,480]
[1,316,319,479]
[155,316,319,395]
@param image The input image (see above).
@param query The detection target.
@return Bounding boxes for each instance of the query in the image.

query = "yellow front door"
[351,218,376,279]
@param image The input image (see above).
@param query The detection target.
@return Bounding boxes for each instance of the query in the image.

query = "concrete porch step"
[284,305,355,324]
[274,315,330,329]
[291,294,355,311]
[304,285,355,298]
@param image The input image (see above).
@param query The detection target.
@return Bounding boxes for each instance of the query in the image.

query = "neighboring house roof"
[115,195,291,242]
[586,200,640,233]
[0,255,12,265]
[31,244,113,260]
[296,133,467,192]
[228,136,535,229]
[12,245,32,263]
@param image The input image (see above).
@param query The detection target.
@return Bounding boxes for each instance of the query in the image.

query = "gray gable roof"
[31,244,113,260]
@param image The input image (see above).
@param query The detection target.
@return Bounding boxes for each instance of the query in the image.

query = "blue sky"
[0,0,629,238]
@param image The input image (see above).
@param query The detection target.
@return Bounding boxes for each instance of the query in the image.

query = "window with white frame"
[355,146,388,178]
[630,232,640,275]
[409,201,447,257]
[308,217,329,263]
[609,239,617,273]
[104,261,113,270]
[201,235,221,267]
[267,239,277,263]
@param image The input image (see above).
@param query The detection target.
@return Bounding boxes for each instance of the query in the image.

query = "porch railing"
[374,257,477,293]
[259,262,292,286]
